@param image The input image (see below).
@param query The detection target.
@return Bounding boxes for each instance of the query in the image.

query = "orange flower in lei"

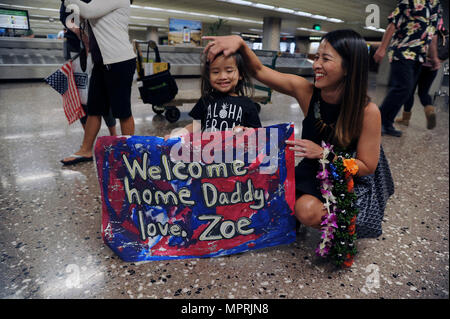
[343,158,358,176]
[343,253,354,268]
[347,178,354,192]
[348,223,356,236]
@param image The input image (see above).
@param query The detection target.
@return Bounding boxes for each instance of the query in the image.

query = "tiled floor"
[0,74,448,299]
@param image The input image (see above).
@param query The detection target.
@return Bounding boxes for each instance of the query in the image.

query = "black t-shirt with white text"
[188,94,262,132]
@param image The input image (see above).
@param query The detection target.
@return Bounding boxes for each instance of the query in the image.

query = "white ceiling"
[0,0,398,38]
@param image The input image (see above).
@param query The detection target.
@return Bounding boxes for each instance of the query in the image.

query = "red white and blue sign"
[94,123,296,262]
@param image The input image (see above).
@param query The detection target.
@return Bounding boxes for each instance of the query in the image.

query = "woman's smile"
[315,72,325,81]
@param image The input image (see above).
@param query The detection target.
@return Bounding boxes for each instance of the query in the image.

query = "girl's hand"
[232,126,255,133]
[232,126,245,133]
[164,129,186,141]
[286,139,324,159]
[202,35,244,62]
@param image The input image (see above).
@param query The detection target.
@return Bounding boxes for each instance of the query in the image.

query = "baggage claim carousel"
[0,37,313,80]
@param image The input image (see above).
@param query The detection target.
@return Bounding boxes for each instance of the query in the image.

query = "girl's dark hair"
[321,29,370,148]
[200,50,254,100]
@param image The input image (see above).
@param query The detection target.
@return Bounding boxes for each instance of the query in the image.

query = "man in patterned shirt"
[374,0,442,137]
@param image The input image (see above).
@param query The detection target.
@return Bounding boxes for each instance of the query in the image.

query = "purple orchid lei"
[315,142,338,257]
[315,141,359,268]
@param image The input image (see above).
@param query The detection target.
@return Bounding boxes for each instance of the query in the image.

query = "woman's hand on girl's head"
[286,139,324,159]
[202,35,244,62]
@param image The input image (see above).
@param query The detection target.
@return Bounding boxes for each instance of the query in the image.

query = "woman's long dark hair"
[200,50,254,101]
[321,29,370,148]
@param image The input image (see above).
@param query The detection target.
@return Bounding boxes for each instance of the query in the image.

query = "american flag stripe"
[60,64,75,121]
[61,62,85,124]
[62,63,78,122]
[45,60,85,124]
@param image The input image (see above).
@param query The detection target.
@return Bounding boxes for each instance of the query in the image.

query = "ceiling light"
[275,7,295,14]
[0,3,58,12]
[215,1,343,24]
[226,0,253,5]
[253,3,275,10]
[132,3,261,25]
[364,26,386,33]
[310,15,328,21]
[294,11,313,17]
[241,33,261,38]
[143,6,164,12]
[327,18,344,23]
[0,4,33,10]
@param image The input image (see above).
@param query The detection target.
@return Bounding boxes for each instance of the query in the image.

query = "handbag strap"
[146,40,161,63]
[134,41,144,78]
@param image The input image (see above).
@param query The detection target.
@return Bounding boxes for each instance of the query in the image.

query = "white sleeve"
[65,0,128,19]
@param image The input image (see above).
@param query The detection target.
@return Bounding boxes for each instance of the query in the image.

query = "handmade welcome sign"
[94,123,296,262]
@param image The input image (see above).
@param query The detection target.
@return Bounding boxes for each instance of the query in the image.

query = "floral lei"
[316,141,359,268]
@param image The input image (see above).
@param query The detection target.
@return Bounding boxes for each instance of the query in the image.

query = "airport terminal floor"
[0,74,448,299]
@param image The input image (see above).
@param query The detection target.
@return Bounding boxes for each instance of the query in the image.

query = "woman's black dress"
[294,87,354,202]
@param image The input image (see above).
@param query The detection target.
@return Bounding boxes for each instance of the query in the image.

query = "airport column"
[146,26,158,43]
[262,17,281,51]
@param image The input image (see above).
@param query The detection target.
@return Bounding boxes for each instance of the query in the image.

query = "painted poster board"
[94,123,296,262]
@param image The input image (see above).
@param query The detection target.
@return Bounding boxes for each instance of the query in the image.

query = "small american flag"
[45,61,86,124]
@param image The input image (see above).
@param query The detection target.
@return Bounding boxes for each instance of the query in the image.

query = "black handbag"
[137,40,178,105]
[354,146,395,239]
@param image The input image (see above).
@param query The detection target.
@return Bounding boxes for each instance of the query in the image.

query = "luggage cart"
[135,40,180,123]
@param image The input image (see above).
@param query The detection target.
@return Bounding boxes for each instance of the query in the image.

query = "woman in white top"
[61,0,137,166]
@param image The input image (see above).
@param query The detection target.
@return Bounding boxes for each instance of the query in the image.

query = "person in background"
[57,29,65,39]
[59,0,116,162]
[61,0,135,165]
[395,17,446,129]
[373,0,442,137]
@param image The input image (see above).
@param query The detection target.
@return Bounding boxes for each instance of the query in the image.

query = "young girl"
[167,51,262,138]
[203,30,387,231]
